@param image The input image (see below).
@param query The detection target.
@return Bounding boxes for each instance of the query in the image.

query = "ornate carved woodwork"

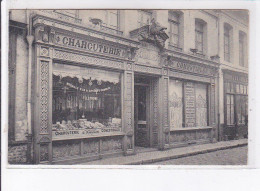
[124,72,134,153]
[130,19,169,50]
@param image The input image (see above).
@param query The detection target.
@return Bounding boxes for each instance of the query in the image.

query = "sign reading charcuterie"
[54,34,125,57]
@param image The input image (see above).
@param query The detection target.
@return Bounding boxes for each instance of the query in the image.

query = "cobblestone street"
[152,146,247,165]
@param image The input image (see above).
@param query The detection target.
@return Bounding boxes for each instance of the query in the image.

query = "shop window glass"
[182,81,209,128]
[195,83,208,127]
[169,79,183,129]
[226,94,235,125]
[52,63,121,133]
[236,95,247,125]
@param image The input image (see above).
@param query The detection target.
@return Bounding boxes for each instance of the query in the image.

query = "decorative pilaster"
[158,73,170,150]
[33,41,53,163]
[123,67,134,155]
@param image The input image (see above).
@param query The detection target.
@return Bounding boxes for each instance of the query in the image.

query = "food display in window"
[52,118,121,131]
[52,63,122,138]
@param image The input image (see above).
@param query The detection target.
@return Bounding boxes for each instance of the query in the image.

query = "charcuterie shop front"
[32,13,219,164]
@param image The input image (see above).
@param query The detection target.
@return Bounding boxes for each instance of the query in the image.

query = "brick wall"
[8,144,27,164]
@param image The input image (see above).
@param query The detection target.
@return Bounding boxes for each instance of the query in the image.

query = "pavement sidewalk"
[78,139,248,165]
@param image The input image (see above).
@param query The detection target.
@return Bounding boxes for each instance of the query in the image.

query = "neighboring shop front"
[162,50,219,148]
[222,69,248,140]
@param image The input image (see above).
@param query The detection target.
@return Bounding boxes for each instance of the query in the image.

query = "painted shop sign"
[169,61,215,76]
[184,82,196,127]
[223,72,248,83]
[54,34,125,58]
[52,128,121,140]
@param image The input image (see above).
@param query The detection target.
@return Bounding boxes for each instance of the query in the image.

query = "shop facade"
[7,10,225,164]
[28,13,219,164]
[222,69,248,140]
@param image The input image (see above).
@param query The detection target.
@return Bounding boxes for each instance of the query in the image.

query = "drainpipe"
[217,11,221,141]
[26,10,34,163]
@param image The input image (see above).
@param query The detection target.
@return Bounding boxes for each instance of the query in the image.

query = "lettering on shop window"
[55,34,124,57]
[184,82,196,127]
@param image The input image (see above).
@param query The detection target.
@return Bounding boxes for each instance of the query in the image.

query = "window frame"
[195,21,204,54]
[103,10,120,30]
[168,12,180,48]
[51,62,123,134]
[239,32,246,67]
[226,93,235,125]
[137,10,152,27]
[224,26,231,62]
[169,79,210,128]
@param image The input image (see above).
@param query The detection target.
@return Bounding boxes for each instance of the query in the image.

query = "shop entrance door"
[134,77,150,148]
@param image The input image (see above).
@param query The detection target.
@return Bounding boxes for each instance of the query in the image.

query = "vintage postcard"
[2,0,260,191]
[5,8,250,166]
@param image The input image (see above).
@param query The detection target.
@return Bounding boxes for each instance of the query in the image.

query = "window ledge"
[100,25,123,36]
[170,126,213,132]
[52,131,125,141]
[168,43,183,52]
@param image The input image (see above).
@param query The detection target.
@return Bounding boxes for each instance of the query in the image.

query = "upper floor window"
[103,10,120,30]
[195,19,206,54]
[138,10,152,27]
[239,31,246,67]
[80,10,120,30]
[168,11,180,48]
[224,24,232,62]
[55,10,79,18]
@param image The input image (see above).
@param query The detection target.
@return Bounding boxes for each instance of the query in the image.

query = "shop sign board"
[54,33,125,58]
[169,60,215,77]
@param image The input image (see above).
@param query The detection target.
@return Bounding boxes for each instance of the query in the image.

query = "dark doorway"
[134,76,150,148]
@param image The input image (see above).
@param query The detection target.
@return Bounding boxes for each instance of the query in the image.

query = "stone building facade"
[8,10,248,164]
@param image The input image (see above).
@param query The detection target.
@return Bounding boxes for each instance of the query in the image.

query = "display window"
[226,94,235,125]
[169,79,208,129]
[169,79,183,129]
[236,95,248,125]
[225,81,248,126]
[52,63,122,139]
[195,83,208,127]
